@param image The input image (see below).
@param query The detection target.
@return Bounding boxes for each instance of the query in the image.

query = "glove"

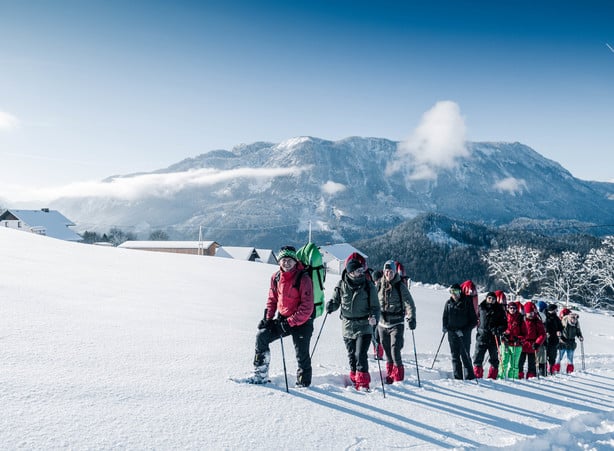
[406,317,416,330]
[578,336,584,342]
[455,330,464,338]
[325,301,335,314]
[276,318,291,335]
[495,327,505,336]
[501,333,510,344]
[559,337,566,345]
[257,318,272,330]
[532,342,540,350]
[368,316,377,326]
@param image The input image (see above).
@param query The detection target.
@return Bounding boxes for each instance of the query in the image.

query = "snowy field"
[1,227,613,450]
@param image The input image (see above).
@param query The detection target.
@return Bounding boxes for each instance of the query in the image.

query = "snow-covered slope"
[1,228,613,449]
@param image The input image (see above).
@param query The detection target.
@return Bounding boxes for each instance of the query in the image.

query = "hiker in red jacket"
[498,302,527,379]
[518,302,546,379]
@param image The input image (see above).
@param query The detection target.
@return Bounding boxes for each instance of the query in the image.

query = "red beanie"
[524,302,536,314]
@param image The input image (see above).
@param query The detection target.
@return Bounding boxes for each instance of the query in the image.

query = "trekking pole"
[411,329,421,388]
[310,312,329,360]
[375,339,386,398]
[279,334,289,393]
[581,339,586,371]
[430,332,447,369]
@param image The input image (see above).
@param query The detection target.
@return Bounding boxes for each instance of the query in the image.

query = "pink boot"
[473,365,484,379]
[355,371,371,391]
[392,365,405,382]
[552,363,561,374]
[566,364,575,374]
[349,371,356,384]
[385,362,394,384]
[487,366,498,379]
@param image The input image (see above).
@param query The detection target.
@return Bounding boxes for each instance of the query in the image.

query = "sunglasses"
[508,305,517,310]
[350,268,366,276]
[449,288,461,295]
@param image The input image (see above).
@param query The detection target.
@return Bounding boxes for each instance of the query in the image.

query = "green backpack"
[296,242,326,318]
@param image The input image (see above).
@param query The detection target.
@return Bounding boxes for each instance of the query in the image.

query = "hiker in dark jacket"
[249,246,314,386]
[326,258,380,391]
[442,283,478,380]
[544,303,564,375]
[377,260,416,384]
[472,292,507,379]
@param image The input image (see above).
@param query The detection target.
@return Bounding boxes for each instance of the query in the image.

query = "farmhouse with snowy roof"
[320,243,367,274]
[0,208,82,241]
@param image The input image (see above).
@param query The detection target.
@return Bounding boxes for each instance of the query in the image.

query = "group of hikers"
[247,246,583,390]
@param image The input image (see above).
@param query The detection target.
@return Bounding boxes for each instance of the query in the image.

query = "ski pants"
[546,341,559,368]
[556,348,575,366]
[518,351,536,375]
[344,334,372,374]
[473,333,499,369]
[498,344,522,379]
[448,329,474,379]
[255,318,314,385]
[378,323,405,367]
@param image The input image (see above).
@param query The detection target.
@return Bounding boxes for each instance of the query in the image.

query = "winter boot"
[473,365,484,379]
[374,344,384,360]
[518,371,525,380]
[349,371,356,384]
[538,363,547,377]
[296,367,312,388]
[566,364,575,374]
[552,363,561,374]
[526,372,536,379]
[355,371,371,391]
[392,365,405,382]
[385,362,394,384]
[248,351,270,384]
[487,366,498,379]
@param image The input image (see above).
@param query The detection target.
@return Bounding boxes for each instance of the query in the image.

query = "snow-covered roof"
[256,248,276,264]
[118,241,217,249]
[320,243,366,261]
[0,209,81,241]
[216,246,259,261]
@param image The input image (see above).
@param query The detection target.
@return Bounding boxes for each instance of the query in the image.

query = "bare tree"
[583,236,614,308]
[540,251,585,306]
[482,246,544,299]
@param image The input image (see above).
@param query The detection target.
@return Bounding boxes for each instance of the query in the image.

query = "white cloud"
[321,180,346,195]
[387,101,468,180]
[0,111,19,130]
[2,166,309,202]
[494,177,528,195]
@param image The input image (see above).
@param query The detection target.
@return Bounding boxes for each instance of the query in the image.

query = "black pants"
[255,318,314,385]
[448,330,474,380]
[518,351,536,375]
[473,332,499,368]
[378,323,405,366]
[344,334,372,373]
[546,341,558,368]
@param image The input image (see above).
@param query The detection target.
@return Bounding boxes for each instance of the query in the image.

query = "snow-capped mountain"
[51,137,614,247]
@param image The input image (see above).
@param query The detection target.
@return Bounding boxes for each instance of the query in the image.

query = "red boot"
[355,371,371,391]
[473,365,484,379]
[566,364,574,374]
[552,363,561,374]
[487,366,498,379]
[518,371,525,379]
[393,365,405,382]
[526,372,536,379]
[385,362,394,384]
[349,371,356,384]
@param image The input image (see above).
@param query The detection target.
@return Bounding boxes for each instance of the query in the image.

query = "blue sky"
[1,0,613,198]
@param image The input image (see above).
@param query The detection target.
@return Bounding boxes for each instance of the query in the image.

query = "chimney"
[41,208,50,213]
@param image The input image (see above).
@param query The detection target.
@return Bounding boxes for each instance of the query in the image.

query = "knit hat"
[560,308,571,317]
[277,246,298,262]
[495,290,507,304]
[383,260,396,273]
[547,303,558,312]
[524,302,536,314]
[537,300,547,312]
[346,258,363,274]
[486,292,497,300]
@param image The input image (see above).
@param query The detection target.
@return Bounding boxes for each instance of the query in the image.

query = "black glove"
[406,317,416,330]
[325,301,335,314]
[495,327,505,336]
[501,333,510,344]
[532,342,540,350]
[275,318,291,336]
[257,318,272,330]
